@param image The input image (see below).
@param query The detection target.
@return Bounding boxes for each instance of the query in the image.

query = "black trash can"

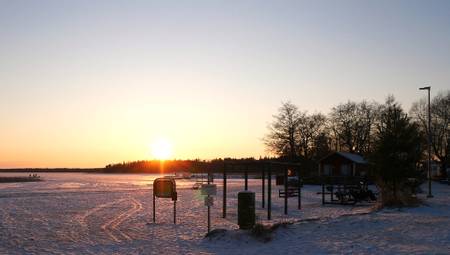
[238,191,255,229]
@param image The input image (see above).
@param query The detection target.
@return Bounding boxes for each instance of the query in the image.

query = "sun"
[151,138,172,160]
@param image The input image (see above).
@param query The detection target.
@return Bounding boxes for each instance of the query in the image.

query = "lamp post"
[419,86,433,198]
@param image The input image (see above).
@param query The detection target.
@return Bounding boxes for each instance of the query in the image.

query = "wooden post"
[207,171,211,233]
[299,188,302,209]
[244,170,248,191]
[267,164,272,220]
[331,185,334,202]
[297,168,301,210]
[261,168,265,208]
[322,178,325,205]
[223,164,227,218]
[284,167,288,215]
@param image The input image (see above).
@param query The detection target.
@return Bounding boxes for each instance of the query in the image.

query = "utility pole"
[419,86,433,198]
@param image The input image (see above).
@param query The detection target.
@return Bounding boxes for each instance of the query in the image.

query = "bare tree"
[264,102,302,159]
[329,100,377,154]
[410,91,450,177]
[311,131,333,161]
[297,113,327,160]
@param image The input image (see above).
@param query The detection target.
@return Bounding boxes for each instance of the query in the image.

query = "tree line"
[264,92,449,177]
[264,92,449,205]
[105,160,197,173]
[104,157,272,174]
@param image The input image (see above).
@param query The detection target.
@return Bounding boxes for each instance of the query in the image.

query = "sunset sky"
[1,0,449,168]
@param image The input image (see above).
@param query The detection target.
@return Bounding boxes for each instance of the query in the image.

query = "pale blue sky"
[1,0,449,167]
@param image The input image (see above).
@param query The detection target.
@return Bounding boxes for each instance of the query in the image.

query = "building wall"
[320,154,367,177]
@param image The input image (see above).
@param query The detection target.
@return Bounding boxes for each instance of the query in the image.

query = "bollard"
[238,191,255,230]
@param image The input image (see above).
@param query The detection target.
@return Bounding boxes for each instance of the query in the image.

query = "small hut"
[319,152,368,177]
[319,152,371,205]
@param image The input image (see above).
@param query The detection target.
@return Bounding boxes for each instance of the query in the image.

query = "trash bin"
[238,191,255,229]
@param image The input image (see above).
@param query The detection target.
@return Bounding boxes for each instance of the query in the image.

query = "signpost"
[201,180,217,233]
[153,177,177,224]
[204,196,214,206]
[201,184,217,196]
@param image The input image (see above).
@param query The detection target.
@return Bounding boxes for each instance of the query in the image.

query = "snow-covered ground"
[0,172,448,254]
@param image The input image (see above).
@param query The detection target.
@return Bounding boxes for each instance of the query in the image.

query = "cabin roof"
[320,152,368,164]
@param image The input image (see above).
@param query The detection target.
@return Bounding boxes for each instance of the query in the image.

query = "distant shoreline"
[0,176,43,183]
[0,168,173,174]
[0,168,104,173]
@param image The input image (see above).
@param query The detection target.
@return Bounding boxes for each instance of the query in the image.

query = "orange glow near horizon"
[1,1,450,169]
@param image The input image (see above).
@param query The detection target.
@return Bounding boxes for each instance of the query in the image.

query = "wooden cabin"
[319,152,368,177]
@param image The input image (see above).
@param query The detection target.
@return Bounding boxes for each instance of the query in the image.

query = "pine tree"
[371,96,423,206]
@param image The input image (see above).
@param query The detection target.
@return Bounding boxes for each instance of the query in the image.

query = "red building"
[319,152,368,177]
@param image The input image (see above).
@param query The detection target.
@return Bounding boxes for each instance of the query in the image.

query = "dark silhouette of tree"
[104,160,195,173]
[371,96,422,205]
[264,102,332,176]
[298,113,327,160]
[329,100,377,154]
[104,158,271,174]
[311,131,333,161]
[264,102,331,162]
[410,90,450,178]
[264,101,302,159]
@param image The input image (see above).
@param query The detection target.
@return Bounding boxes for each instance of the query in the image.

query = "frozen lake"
[4,172,445,254]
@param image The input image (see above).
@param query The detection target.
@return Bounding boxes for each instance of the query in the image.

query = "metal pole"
[153,192,156,222]
[427,88,433,198]
[223,164,227,218]
[262,168,265,208]
[174,201,176,224]
[207,206,210,233]
[420,86,433,198]
[267,165,272,220]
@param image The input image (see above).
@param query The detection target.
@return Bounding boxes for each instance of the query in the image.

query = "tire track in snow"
[75,198,127,228]
[100,198,143,242]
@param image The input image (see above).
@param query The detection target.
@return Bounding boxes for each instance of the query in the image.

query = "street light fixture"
[419,86,433,198]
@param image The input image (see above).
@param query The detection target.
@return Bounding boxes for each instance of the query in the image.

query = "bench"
[279,188,299,198]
